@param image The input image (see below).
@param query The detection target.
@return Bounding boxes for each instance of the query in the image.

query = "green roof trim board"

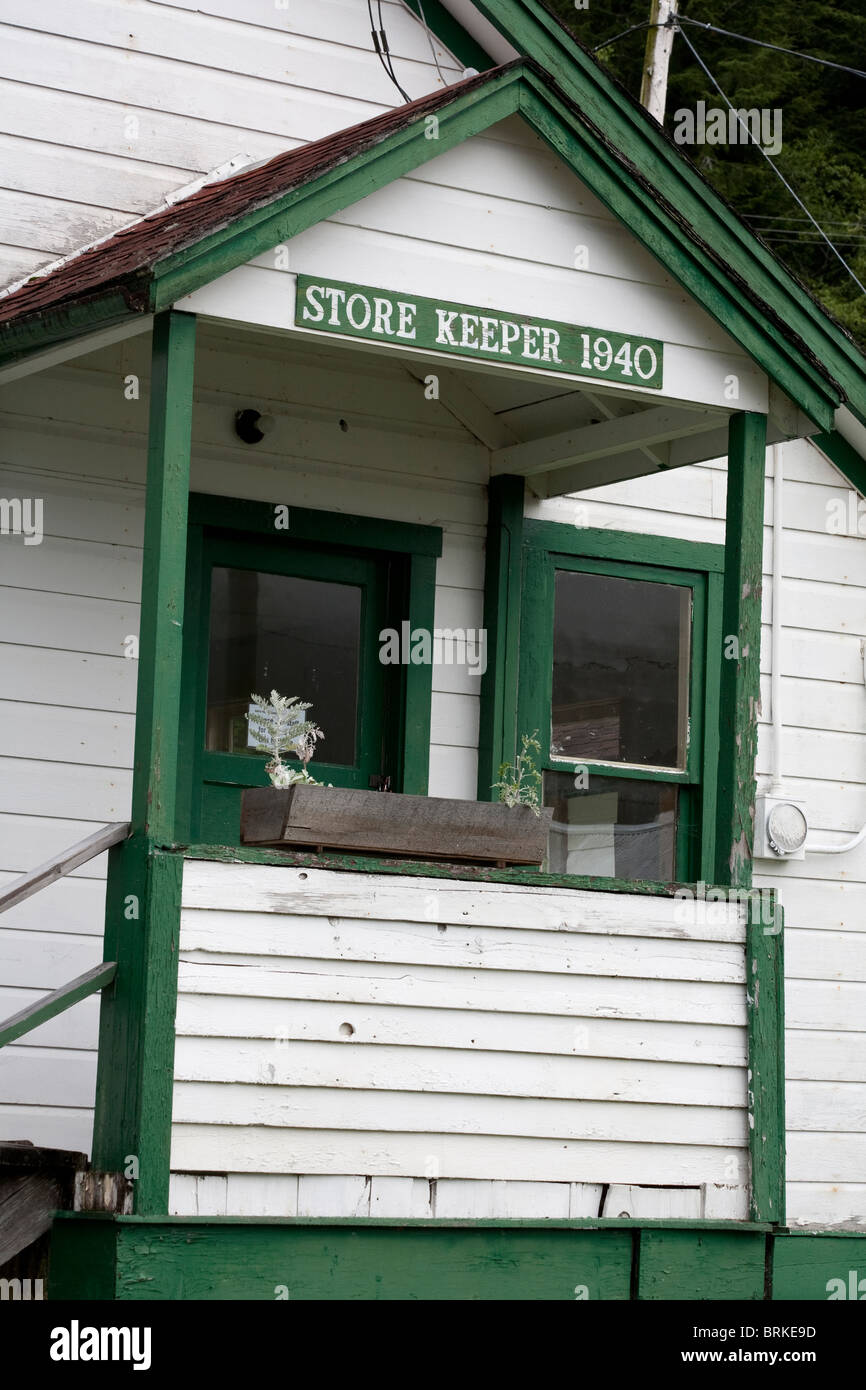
[401,0,494,72]
[463,1,866,428]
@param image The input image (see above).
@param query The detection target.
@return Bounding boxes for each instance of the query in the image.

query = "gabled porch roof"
[0,56,854,435]
[1,34,864,493]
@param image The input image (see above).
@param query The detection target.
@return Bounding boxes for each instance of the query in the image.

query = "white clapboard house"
[0,1,864,1300]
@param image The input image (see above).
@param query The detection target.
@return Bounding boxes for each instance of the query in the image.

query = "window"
[179,496,441,845]
[519,527,723,883]
[207,569,362,765]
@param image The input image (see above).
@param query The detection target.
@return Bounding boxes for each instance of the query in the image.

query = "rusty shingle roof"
[0,67,502,329]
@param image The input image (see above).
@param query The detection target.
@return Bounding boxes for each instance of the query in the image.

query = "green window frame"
[177,495,442,846]
[518,523,725,884]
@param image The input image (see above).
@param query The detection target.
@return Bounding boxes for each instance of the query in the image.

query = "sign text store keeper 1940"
[295,275,664,389]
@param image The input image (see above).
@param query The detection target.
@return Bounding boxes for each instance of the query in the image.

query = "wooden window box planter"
[240,786,552,866]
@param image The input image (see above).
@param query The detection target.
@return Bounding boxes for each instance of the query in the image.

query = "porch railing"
[0,821,129,1047]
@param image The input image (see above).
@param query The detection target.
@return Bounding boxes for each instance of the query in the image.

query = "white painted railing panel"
[172,859,749,1218]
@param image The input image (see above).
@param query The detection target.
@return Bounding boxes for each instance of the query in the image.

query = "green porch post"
[714,411,767,889]
[478,475,525,800]
[715,412,784,1223]
[92,311,196,1214]
[131,311,197,842]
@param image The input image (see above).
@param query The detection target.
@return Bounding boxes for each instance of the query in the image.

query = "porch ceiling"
[427,361,734,495]
[186,318,738,496]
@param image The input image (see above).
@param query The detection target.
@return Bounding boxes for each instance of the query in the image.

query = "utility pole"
[640,0,679,123]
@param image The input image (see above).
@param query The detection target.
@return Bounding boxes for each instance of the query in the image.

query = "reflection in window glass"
[206,567,361,766]
[552,570,691,769]
[544,771,678,881]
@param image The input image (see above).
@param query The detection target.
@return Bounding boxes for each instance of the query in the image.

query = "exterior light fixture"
[234,409,275,444]
[754,795,809,859]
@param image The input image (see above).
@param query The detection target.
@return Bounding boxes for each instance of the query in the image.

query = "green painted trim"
[638,1229,766,1300]
[775,1227,866,1239]
[774,1232,866,1300]
[175,521,203,841]
[400,0,493,72]
[187,493,442,557]
[52,1212,772,1232]
[0,293,141,365]
[176,841,739,898]
[195,533,391,814]
[56,1214,866,1302]
[813,429,866,498]
[0,961,116,1047]
[747,897,786,1225]
[92,839,183,1216]
[524,520,725,573]
[131,311,196,842]
[92,313,193,1216]
[516,540,553,775]
[517,524,721,882]
[468,2,862,424]
[516,79,838,432]
[714,412,767,889]
[402,553,436,795]
[150,77,522,305]
[178,497,440,830]
[700,570,724,880]
[478,475,525,800]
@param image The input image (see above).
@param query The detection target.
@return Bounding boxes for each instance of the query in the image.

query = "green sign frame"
[295,275,664,389]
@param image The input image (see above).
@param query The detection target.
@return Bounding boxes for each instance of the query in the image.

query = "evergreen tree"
[547,0,866,344]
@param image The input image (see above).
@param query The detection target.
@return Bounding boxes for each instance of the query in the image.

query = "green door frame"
[182,532,391,842]
[178,493,442,843]
[515,521,724,885]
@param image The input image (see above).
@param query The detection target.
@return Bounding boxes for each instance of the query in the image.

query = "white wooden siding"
[170,859,749,1218]
[534,435,866,1226]
[0,0,461,288]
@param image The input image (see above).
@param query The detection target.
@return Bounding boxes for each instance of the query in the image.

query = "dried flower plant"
[247,690,325,787]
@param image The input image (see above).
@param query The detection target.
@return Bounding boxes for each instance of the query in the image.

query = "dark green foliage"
[548,1,866,345]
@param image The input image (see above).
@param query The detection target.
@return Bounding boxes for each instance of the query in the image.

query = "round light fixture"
[234,409,275,444]
[766,802,808,856]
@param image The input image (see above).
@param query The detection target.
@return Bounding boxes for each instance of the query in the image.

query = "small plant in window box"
[246,691,326,787]
[492,732,543,815]
[241,698,551,867]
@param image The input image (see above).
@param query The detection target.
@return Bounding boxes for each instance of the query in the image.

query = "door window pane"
[544,770,678,880]
[552,570,691,769]
[206,567,361,766]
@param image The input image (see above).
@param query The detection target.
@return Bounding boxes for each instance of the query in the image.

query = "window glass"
[552,570,691,769]
[544,771,679,880]
[206,567,361,766]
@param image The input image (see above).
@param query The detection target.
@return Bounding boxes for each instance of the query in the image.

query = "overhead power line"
[677,16,866,82]
[368,0,411,103]
[593,14,866,81]
[592,19,654,53]
[674,23,866,298]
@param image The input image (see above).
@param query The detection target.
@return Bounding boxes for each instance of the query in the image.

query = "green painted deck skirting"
[47,1216,866,1302]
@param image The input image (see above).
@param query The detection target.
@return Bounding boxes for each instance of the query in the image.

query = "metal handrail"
[0,962,118,1048]
[0,821,131,1048]
[0,821,130,914]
